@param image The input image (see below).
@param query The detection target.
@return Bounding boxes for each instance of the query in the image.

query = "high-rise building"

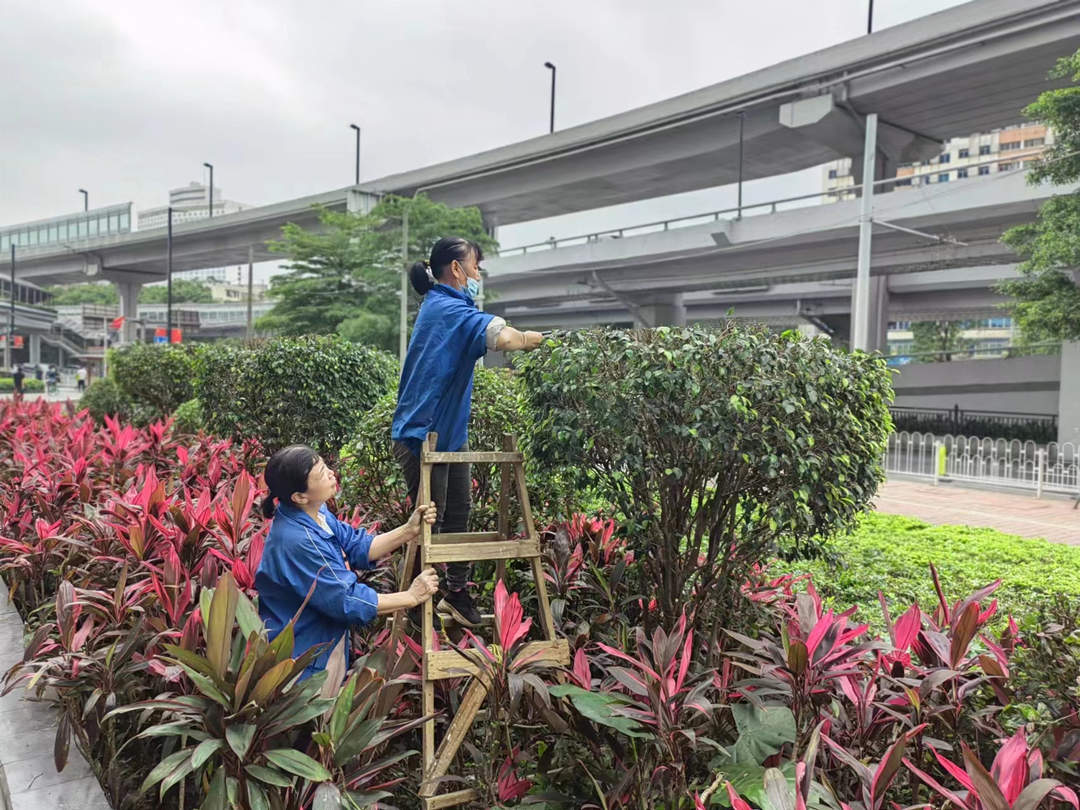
[822,123,1054,200]
[137,182,250,283]
[821,123,1048,360]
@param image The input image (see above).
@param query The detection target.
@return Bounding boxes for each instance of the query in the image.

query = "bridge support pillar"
[1058,341,1080,446]
[638,293,686,328]
[115,281,141,345]
[28,333,40,365]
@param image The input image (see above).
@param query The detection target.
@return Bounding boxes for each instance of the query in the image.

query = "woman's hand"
[408,568,440,606]
[522,331,544,351]
[408,501,437,536]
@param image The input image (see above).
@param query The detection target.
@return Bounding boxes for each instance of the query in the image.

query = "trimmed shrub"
[172,396,204,434]
[338,366,577,527]
[515,325,894,635]
[194,335,396,461]
[109,342,196,419]
[0,377,45,393]
[79,378,133,422]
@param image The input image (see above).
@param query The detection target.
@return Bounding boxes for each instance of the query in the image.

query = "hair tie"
[425,265,437,285]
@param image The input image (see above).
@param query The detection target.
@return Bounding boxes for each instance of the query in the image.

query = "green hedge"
[770,512,1080,630]
[193,336,396,461]
[110,343,196,419]
[172,397,205,435]
[338,366,577,527]
[0,377,45,393]
[515,325,894,630]
[79,378,133,423]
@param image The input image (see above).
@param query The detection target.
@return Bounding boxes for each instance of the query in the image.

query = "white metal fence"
[885,431,1080,497]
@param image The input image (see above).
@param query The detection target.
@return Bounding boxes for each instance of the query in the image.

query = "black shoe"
[438,589,483,629]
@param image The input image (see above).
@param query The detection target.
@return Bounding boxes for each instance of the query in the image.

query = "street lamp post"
[544,62,556,133]
[166,207,173,341]
[349,124,361,185]
[868,0,874,33]
[78,189,88,212]
[6,244,14,372]
[203,162,214,218]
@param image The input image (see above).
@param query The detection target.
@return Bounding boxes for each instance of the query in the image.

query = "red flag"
[170,328,182,344]
[110,316,125,330]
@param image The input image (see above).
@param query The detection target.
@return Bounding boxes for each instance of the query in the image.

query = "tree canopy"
[998,50,1080,343]
[258,194,495,351]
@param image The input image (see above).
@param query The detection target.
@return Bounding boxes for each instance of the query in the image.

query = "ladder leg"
[496,434,514,584]
[421,433,437,779]
[508,435,557,640]
[419,675,490,797]
[388,536,418,653]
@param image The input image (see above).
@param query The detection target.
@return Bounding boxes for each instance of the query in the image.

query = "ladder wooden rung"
[431,531,502,544]
[425,639,570,681]
[424,539,539,565]
[422,789,479,809]
[424,450,523,464]
[437,612,495,627]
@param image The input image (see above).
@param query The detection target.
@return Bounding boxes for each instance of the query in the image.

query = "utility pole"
[246,245,254,339]
[166,207,173,341]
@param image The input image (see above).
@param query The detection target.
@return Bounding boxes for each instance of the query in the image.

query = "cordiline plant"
[542,514,639,651]
[2,577,161,800]
[442,580,563,805]
[551,614,719,809]
[108,573,337,810]
[905,729,1079,810]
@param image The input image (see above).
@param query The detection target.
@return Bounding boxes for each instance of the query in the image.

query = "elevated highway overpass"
[6,0,1079,347]
[483,169,1068,347]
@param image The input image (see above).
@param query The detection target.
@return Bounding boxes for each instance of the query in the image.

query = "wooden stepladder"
[389,432,569,809]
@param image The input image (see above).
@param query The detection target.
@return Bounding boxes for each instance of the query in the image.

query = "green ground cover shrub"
[770,512,1080,630]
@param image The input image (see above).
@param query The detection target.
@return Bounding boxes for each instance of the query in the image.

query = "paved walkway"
[876,478,1080,546]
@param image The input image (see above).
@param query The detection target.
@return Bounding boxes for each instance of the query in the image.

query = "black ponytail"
[409,260,435,296]
[261,444,319,520]
[408,237,481,296]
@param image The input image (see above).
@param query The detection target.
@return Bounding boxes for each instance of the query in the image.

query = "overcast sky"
[1,0,968,279]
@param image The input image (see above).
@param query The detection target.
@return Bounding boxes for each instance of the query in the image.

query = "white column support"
[115,281,142,345]
[853,112,878,352]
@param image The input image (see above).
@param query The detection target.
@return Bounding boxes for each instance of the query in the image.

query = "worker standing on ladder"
[392,237,543,628]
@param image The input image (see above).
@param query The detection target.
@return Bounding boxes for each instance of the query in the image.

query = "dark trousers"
[392,440,472,592]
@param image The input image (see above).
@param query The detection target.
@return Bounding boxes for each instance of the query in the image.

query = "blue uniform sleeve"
[278,529,379,627]
[462,308,496,361]
[327,510,376,571]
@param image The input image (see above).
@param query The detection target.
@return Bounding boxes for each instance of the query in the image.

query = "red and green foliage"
[1,399,1077,810]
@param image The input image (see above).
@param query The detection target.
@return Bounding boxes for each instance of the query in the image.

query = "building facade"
[137,182,250,284]
[822,123,1053,199]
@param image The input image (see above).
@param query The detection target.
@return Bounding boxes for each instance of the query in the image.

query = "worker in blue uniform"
[255,444,439,680]
[392,236,544,628]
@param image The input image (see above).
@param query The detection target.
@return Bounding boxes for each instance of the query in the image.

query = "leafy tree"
[139,279,214,304]
[46,283,118,306]
[258,195,495,349]
[998,50,1080,342]
[910,320,974,362]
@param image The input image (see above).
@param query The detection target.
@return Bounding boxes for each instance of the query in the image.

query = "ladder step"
[421,788,479,809]
[425,639,570,681]
[423,451,523,464]
[432,531,502,544]
[425,539,539,564]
